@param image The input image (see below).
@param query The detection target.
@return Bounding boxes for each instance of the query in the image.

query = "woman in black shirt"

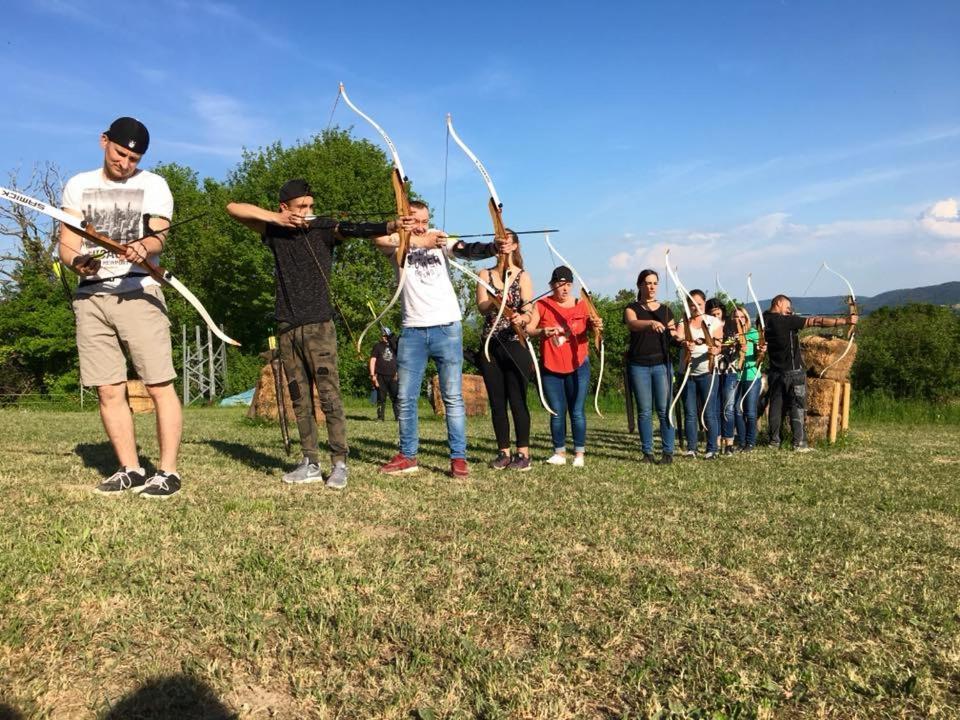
[623,269,676,464]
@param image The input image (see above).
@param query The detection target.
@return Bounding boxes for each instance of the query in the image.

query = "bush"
[852,303,960,402]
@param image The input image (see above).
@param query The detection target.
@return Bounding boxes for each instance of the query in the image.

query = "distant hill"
[761,281,960,316]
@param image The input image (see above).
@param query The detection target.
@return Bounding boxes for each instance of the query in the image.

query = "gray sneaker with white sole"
[282,458,323,484]
[326,461,348,490]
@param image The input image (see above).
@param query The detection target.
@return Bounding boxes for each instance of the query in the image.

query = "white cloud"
[604,197,960,297]
[919,198,960,239]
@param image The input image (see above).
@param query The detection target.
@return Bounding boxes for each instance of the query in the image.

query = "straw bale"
[806,377,840,416]
[126,379,154,414]
[801,334,857,380]
[431,373,488,416]
[248,358,324,424]
[805,414,831,444]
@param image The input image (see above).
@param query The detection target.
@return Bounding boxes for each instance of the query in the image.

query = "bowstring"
[442,120,450,232]
[325,87,341,133]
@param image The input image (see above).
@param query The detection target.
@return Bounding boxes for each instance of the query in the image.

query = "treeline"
[1,132,958,404]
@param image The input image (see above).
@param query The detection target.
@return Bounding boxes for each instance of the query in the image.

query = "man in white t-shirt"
[58,116,183,499]
[375,200,500,478]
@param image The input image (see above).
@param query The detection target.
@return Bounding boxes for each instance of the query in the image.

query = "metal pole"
[207,325,215,402]
[182,324,188,405]
[195,325,203,402]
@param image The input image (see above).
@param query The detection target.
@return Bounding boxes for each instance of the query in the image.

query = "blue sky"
[2,0,958,302]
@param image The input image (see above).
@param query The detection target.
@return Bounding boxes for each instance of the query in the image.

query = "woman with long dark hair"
[476,231,535,470]
[623,269,676,464]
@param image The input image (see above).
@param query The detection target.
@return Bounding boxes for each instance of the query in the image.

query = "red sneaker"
[450,458,469,478]
[379,453,419,475]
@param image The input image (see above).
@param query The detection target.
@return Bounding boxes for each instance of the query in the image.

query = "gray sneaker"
[794,445,815,454]
[326,461,348,490]
[282,457,323,484]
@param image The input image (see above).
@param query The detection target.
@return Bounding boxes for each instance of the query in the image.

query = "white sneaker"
[572,455,585,468]
[545,453,567,465]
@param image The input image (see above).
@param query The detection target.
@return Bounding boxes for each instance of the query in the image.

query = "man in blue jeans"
[376,201,499,477]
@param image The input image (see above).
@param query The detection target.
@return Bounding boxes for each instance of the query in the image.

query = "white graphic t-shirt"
[61,168,174,296]
[400,246,462,327]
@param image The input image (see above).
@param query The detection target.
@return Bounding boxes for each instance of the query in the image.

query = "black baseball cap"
[279,178,312,203]
[550,265,574,284]
[104,117,150,154]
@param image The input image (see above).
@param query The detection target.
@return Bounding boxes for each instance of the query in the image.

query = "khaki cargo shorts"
[73,284,176,387]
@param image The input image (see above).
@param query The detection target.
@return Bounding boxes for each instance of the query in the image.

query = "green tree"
[852,303,960,402]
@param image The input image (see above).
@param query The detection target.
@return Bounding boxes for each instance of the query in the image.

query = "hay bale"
[801,335,858,380]
[806,377,840,416]
[805,414,831,444]
[431,373,488,416]
[126,380,154,414]
[247,358,324,424]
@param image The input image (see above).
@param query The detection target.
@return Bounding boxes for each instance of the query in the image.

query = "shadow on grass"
[202,440,286,473]
[74,442,156,477]
[100,674,234,720]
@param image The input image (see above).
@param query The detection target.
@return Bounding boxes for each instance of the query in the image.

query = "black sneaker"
[641,453,658,464]
[507,453,532,472]
[488,452,511,470]
[139,471,181,499]
[702,451,719,460]
[94,468,146,495]
[723,446,736,456]
[660,453,673,465]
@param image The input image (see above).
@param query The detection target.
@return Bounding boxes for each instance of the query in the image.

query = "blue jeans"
[397,323,466,459]
[734,378,761,448]
[720,371,739,441]
[628,362,675,455]
[542,357,590,452]
[683,373,719,453]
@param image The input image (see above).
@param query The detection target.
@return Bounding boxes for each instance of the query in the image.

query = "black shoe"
[94,468,146,495]
[488,452,511,470]
[641,453,658,464]
[139,471,181,499]
[660,453,673,465]
[703,451,719,460]
[723,446,736,456]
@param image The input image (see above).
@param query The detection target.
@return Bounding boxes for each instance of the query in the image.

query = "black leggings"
[478,338,532,449]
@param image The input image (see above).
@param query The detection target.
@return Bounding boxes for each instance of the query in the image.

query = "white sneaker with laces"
[572,455,585,468]
[545,453,567,465]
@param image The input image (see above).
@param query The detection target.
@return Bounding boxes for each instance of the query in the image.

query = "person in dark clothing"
[475,231,535,471]
[369,328,400,421]
[623,269,676,464]
[764,294,857,451]
[226,179,412,489]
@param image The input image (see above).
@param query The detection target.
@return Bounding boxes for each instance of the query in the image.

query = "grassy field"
[0,403,957,719]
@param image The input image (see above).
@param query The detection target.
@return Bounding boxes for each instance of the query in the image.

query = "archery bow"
[446,257,556,416]
[445,114,514,366]
[739,273,766,413]
[664,251,698,428]
[543,234,606,417]
[818,262,857,378]
[336,83,412,354]
[663,256,718,431]
[1,185,239,346]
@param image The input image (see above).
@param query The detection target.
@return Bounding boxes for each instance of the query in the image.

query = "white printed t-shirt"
[61,168,174,296]
[399,246,462,328]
